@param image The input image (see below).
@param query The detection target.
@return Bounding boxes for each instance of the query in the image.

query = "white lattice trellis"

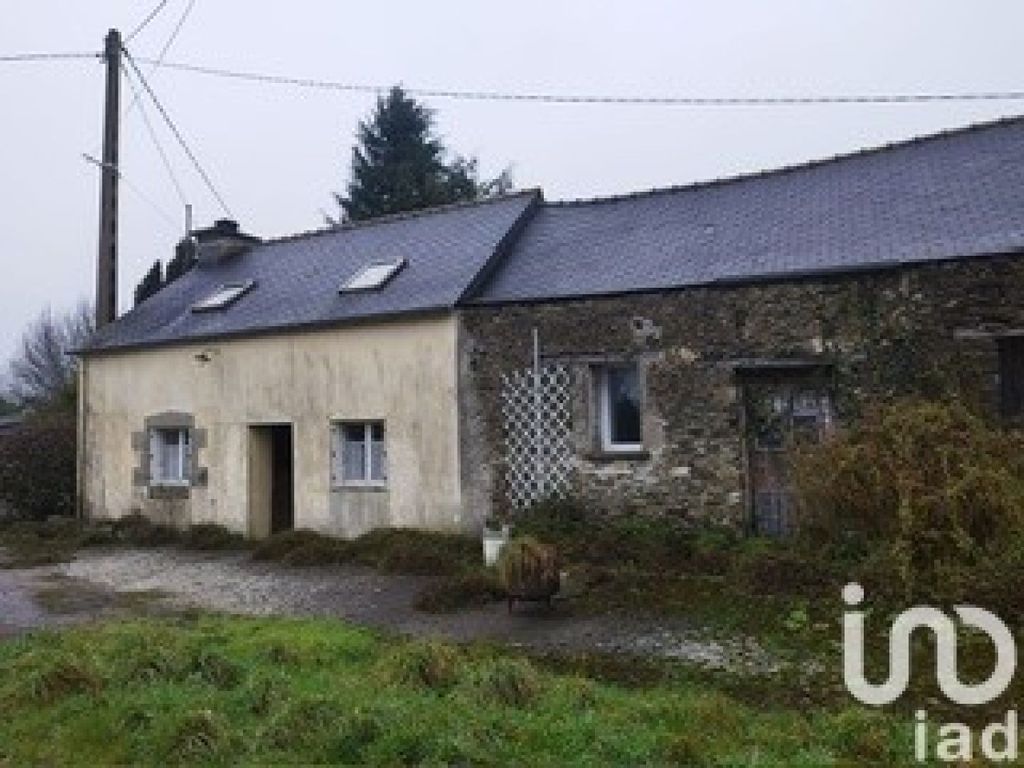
[501,363,574,508]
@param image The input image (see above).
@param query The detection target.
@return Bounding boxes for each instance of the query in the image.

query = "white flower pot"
[482,524,510,566]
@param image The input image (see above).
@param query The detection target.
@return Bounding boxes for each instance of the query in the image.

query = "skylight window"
[191,280,255,312]
[339,259,406,293]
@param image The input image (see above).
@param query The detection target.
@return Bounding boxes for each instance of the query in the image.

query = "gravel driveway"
[0,566,56,637]
[1,547,781,674]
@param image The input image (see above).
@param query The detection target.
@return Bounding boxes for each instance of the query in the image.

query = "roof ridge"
[549,113,1024,208]
[260,188,542,247]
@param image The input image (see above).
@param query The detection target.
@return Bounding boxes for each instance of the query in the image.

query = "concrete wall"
[80,314,466,538]
[459,254,1024,528]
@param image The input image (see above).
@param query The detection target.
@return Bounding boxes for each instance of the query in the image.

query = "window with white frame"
[596,365,643,452]
[149,427,191,485]
[339,259,406,293]
[191,280,255,312]
[332,422,387,486]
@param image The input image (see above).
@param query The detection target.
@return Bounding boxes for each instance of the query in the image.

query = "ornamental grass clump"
[496,536,560,600]
[379,640,461,692]
[466,656,545,708]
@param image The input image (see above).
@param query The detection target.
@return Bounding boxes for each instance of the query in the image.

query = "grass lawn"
[0,615,922,766]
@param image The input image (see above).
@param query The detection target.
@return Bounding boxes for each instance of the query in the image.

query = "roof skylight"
[340,259,406,293]
[191,280,255,312]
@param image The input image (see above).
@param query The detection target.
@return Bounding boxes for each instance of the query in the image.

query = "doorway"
[741,371,833,537]
[247,424,294,538]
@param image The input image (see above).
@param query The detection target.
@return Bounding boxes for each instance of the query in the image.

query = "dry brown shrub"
[792,399,1024,600]
[496,536,560,599]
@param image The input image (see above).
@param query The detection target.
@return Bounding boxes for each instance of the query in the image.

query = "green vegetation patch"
[0,615,924,766]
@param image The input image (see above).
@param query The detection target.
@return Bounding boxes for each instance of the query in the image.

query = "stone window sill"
[332,483,389,493]
[148,484,190,500]
[584,450,651,462]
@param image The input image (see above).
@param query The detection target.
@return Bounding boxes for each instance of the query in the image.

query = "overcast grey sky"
[1,1,1022,369]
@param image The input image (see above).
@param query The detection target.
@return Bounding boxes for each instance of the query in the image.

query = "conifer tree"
[133,260,163,306]
[165,237,197,283]
[335,86,510,223]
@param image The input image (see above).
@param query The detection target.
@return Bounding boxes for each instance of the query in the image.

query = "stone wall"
[458,253,1024,528]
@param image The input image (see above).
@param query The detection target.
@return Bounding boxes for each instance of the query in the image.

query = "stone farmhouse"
[78,116,1024,537]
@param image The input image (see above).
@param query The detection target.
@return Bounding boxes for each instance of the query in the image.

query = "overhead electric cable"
[82,153,179,230]
[151,0,196,68]
[125,0,172,43]
[0,52,99,62]
[124,0,197,116]
[120,59,189,206]
[135,58,1024,107]
[122,47,234,217]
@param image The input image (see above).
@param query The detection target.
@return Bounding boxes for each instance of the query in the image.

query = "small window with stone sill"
[596,365,643,453]
[149,427,191,486]
[331,421,387,487]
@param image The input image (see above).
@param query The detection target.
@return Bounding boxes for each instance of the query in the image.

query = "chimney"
[193,219,260,265]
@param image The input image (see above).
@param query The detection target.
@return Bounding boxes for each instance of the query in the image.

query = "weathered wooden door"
[744,375,833,536]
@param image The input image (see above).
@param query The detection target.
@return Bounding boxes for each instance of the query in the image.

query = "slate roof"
[82,116,1024,354]
[473,116,1024,304]
[82,190,538,353]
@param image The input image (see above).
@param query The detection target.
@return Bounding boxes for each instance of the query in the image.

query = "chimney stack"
[193,219,260,265]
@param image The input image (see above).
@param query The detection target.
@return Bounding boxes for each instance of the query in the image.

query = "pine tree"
[134,260,163,306]
[131,237,197,307]
[166,237,197,283]
[334,86,511,223]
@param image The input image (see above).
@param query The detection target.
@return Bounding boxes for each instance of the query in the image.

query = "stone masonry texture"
[458,254,1024,528]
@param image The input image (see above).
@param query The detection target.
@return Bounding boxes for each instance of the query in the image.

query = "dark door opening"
[269,425,294,534]
[247,424,294,539]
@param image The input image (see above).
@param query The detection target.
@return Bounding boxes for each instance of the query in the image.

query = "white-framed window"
[596,365,643,452]
[191,280,255,312]
[339,259,406,293]
[149,427,191,486]
[331,421,387,487]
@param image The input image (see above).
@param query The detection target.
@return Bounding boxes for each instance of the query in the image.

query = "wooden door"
[744,376,833,536]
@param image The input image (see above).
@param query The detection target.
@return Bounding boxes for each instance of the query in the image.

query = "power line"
[0,52,99,63]
[120,58,189,206]
[82,153,179,231]
[136,58,1024,107]
[152,0,196,69]
[5,49,1024,107]
[121,47,233,218]
[125,0,172,43]
[124,0,197,120]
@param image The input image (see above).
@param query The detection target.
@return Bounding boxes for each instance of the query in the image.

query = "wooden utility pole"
[95,28,121,328]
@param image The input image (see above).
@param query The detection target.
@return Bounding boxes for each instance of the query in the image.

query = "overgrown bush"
[182,523,246,551]
[350,527,480,574]
[252,529,351,565]
[110,514,182,547]
[516,497,730,572]
[0,410,76,520]
[252,527,480,574]
[496,536,560,599]
[792,399,1024,602]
